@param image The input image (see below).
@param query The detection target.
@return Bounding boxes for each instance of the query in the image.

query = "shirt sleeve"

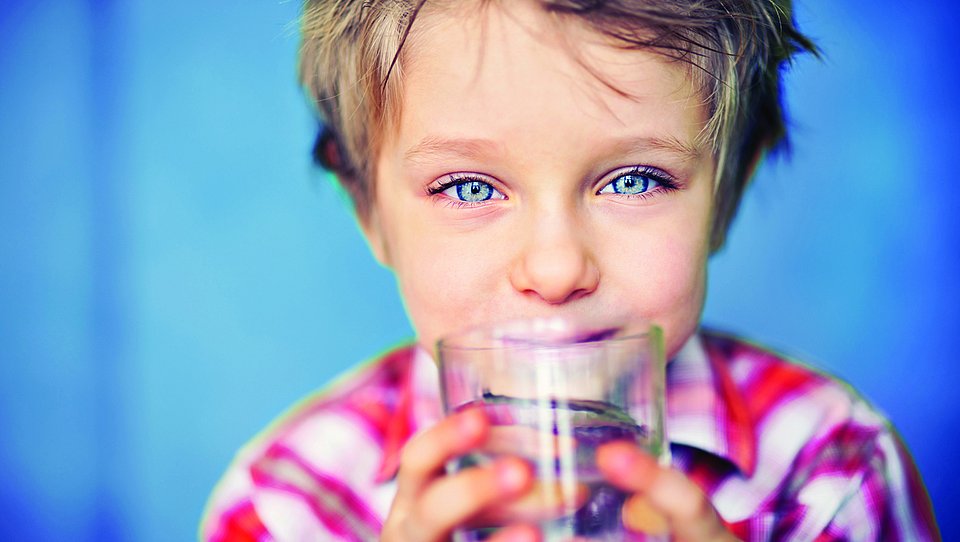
[203,496,275,542]
[772,420,940,541]
[201,446,385,542]
[201,461,277,542]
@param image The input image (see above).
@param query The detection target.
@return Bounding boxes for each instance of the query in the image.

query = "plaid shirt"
[201,331,940,541]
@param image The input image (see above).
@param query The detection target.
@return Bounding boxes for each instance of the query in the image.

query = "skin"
[352,2,741,541]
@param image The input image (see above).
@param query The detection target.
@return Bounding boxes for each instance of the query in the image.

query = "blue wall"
[1,1,956,540]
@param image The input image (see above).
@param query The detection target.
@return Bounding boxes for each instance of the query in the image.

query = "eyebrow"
[402,134,704,166]
[403,136,502,165]
[610,134,705,164]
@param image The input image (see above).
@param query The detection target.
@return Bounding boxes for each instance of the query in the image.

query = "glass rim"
[436,316,652,353]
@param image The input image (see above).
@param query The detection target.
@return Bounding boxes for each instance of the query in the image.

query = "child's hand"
[597,441,742,542]
[381,408,540,542]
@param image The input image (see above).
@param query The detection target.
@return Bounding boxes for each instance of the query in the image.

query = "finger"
[622,494,669,535]
[483,425,577,459]
[597,442,732,541]
[476,479,590,525]
[407,456,532,540]
[396,407,489,500]
[485,524,540,542]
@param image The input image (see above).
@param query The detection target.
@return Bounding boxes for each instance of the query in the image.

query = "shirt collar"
[667,332,756,476]
[375,331,756,483]
[374,346,442,483]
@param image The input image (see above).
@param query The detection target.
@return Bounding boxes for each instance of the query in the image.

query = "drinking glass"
[437,317,668,541]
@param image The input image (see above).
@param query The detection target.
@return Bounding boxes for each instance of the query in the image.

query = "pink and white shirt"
[201,331,940,541]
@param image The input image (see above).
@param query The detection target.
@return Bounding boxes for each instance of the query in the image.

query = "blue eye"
[429,176,506,204]
[455,180,494,202]
[598,171,660,195]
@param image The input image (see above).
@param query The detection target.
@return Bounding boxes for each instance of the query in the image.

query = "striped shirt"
[201,331,940,541]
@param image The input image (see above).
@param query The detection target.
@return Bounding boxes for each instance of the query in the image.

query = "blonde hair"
[299,0,817,251]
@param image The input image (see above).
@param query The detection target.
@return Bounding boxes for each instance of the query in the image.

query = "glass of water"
[437,317,668,541]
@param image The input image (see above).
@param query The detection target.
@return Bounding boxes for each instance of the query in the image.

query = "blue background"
[1,1,957,540]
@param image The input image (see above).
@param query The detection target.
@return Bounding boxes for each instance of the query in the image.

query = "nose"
[508,215,600,305]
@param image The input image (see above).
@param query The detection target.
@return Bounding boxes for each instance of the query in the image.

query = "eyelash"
[426,166,680,207]
[597,166,680,201]
[426,174,504,208]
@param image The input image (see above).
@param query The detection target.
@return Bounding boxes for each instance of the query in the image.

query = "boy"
[203,0,940,540]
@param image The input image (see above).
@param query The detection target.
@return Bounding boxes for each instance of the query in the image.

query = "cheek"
[372,158,513,351]
[652,233,706,304]
[653,242,707,355]
[608,225,708,357]
[388,223,508,349]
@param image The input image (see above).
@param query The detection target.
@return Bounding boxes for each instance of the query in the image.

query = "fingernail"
[499,524,539,542]
[598,443,636,472]
[495,459,529,492]
[458,409,486,439]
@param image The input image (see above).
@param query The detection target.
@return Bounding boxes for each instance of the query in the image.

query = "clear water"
[451,395,652,541]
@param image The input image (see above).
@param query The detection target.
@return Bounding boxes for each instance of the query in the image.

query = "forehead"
[387,1,708,160]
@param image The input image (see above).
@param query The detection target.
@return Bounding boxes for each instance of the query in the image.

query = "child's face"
[363,2,715,358]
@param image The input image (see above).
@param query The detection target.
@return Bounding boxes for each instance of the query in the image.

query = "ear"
[356,201,393,269]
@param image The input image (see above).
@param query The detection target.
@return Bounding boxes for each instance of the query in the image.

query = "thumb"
[597,442,738,542]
